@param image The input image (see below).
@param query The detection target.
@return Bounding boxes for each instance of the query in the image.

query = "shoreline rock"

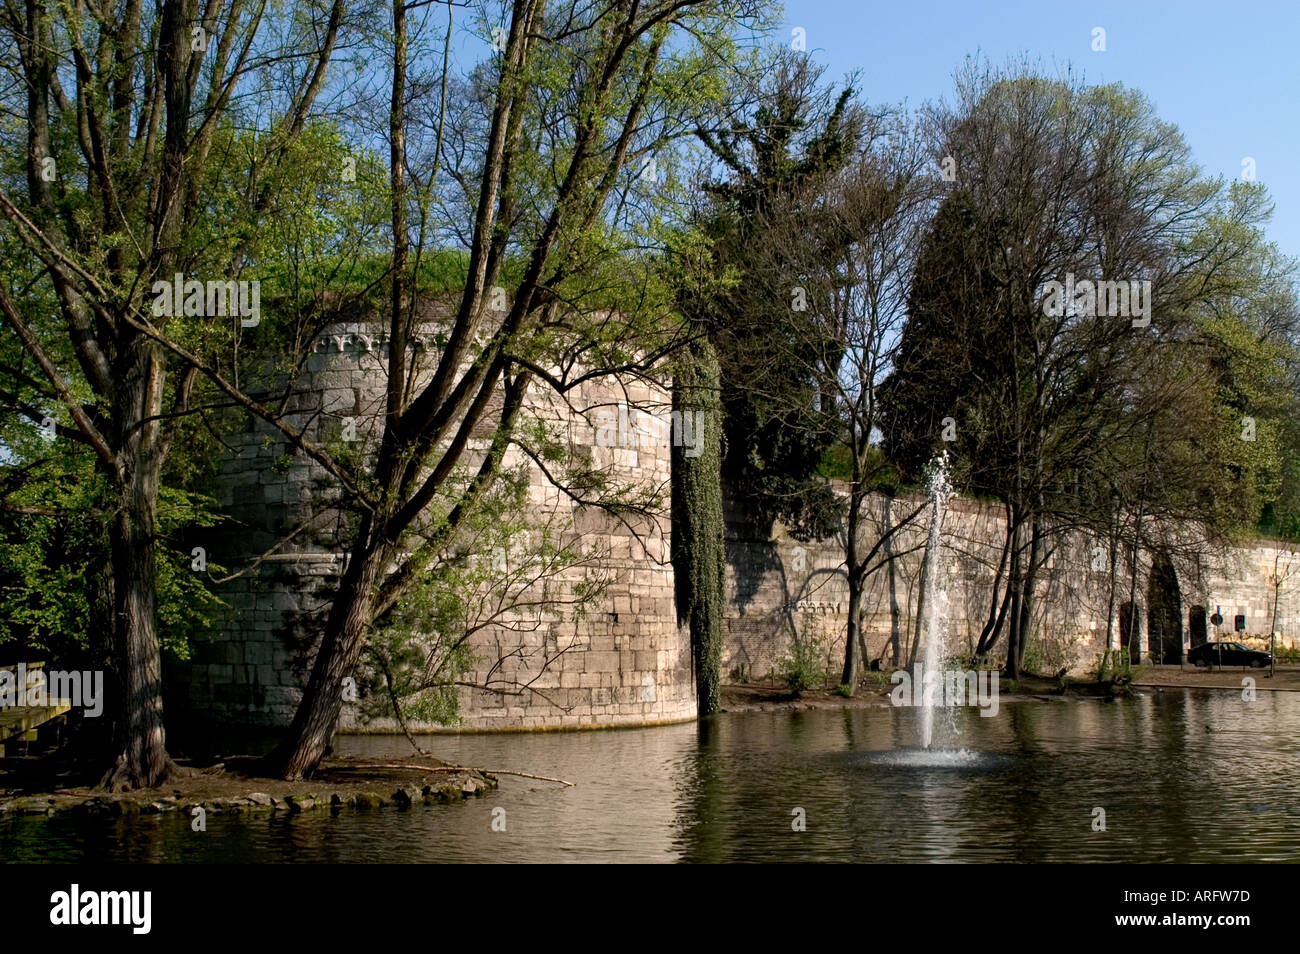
[0,756,497,818]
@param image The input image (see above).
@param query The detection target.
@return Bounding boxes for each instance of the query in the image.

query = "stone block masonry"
[188,313,1298,732]
[189,318,695,731]
[722,492,1299,682]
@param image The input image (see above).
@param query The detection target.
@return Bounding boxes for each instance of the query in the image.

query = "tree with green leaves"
[691,48,866,538]
[722,106,938,690]
[0,0,356,787]
[880,61,1298,677]
[668,49,870,707]
[266,0,763,777]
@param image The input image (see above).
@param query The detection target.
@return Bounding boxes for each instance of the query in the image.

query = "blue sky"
[781,0,1300,258]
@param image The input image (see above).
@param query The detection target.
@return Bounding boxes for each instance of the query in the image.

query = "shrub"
[866,669,894,690]
[776,624,830,696]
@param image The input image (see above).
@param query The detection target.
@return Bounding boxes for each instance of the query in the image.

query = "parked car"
[1188,641,1273,668]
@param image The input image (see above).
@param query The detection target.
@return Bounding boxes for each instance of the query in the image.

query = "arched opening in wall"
[1119,601,1142,664]
[1189,605,1208,649]
[1147,555,1183,664]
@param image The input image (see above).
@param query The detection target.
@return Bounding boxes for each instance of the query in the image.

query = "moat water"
[5,688,1300,862]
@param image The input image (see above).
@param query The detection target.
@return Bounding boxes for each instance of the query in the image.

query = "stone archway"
[1147,555,1183,664]
[1189,605,1208,649]
[1119,601,1143,664]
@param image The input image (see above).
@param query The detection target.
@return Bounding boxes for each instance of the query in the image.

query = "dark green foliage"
[693,50,865,537]
[0,464,224,666]
[879,189,1026,495]
[672,336,725,715]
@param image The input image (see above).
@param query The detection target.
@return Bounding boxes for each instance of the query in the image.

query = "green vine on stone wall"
[672,335,725,715]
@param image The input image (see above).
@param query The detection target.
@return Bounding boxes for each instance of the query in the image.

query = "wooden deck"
[0,662,72,756]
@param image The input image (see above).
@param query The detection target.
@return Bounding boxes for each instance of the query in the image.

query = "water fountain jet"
[915,453,953,749]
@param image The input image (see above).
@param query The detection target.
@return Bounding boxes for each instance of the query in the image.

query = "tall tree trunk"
[1126,535,1142,665]
[907,543,928,668]
[1123,499,1149,666]
[22,0,54,212]
[101,336,172,789]
[274,0,408,782]
[672,336,724,716]
[840,488,864,689]
[841,573,864,689]
[883,497,902,666]
[387,0,409,425]
[1105,522,1119,668]
[97,0,193,790]
[1015,517,1043,673]
[276,538,386,779]
[975,505,1013,660]
[1004,510,1024,679]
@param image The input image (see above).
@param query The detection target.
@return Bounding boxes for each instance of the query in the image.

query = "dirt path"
[1133,664,1300,691]
[720,665,1300,713]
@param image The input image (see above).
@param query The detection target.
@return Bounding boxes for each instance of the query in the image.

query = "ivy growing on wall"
[672,336,725,715]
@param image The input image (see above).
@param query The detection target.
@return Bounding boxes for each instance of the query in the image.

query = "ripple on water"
[867,748,996,768]
[7,690,1300,862]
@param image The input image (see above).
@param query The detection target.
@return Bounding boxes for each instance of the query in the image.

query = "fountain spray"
[916,452,953,748]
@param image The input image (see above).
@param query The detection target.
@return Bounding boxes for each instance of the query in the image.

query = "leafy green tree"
[718,104,938,689]
[268,0,763,778]
[692,49,866,538]
[880,63,1297,675]
[0,0,356,786]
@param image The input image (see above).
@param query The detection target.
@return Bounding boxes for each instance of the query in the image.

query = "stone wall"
[722,491,1299,683]
[185,315,1299,732]
[186,318,695,731]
